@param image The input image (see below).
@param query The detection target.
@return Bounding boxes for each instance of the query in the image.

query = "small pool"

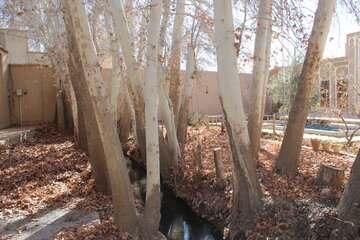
[263,120,360,137]
[305,123,341,132]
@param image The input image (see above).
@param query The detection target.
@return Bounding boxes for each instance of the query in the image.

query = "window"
[337,79,348,108]
[320,80,330,107]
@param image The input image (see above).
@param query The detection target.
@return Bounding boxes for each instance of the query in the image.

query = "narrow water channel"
[127,160,222,240]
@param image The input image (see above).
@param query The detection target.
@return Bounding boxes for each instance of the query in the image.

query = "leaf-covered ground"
[163,126,355,239]
[0,126,132,239]
[0,125,356,239]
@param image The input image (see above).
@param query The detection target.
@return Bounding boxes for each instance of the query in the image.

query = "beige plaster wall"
[9,65,57,126]
[0,29,51,66]
[0,51,10,129]
[0,29,28,64]
[27,52,52,66]
[190,71,253,115]
[0,65,271,128]
[99,69,269,117]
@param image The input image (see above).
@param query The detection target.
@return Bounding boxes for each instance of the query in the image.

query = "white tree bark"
[261,26,273,121]
[157,0,181,175]
[65,0,138,234]
[124,0,134,37]
[69,83,78,137]
[168,0,185,126]
[214,0,263,236]
[109,0,147,157]
[177,45,196,143]
[137,12,148,66]
[139,0,162,237]
[248,0,272,159]
[104,10,121,121]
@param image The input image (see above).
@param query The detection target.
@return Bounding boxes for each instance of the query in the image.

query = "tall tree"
[177,5,203,144]
[260,26,273,121]
[214,0,263,237]
[139,0,163,237]
[274,0,336,175]
[104,2,133,142]
[158,0,181,174]
[109,0,180,180]
[63,1,111,194]
[104,7,121,121]
[248,0,272,159]
[177,45,196,143]
[64,0,138,233]
[168,0,185,127]
[108,0,147,158]
[337,149,360,238]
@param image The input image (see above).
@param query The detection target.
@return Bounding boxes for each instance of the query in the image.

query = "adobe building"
[0,28,273,130]
[318,31,360,111]
[0,29,57,129]
[0,46,10,129]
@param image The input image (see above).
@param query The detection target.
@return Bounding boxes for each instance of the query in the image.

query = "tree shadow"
[0,130,111,239]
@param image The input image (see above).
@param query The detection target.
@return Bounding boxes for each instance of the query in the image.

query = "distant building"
[0,29,57,129]
[318,31,360,110]
[0,28,275,129]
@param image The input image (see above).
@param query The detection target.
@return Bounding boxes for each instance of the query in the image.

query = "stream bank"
[125,126,355,239]
[127,160,222,240]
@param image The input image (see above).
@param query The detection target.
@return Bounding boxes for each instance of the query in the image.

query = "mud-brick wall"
[0,50,10,129]
[9,64,57,126]
[190,71,253,115]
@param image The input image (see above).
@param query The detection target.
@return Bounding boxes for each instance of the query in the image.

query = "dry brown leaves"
[0,125,130,240]
[168,126,355,239]
[2,124,356,239]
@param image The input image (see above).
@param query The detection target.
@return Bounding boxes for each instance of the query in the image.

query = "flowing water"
[128,160,222,240]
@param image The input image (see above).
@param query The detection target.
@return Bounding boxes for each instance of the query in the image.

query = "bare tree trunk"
[337,149,360,239]
[139,1,162,237]
[69,84,81,144]
[158,88,180,179]
[104,10,121,122]
[248,0,272,159]
[261,26,273,121]
[105,2,134,142]
[137,12,148,66]
[56,86,66,134]
[157,0,180,178]
[69,81,88,151]
[274,0,336,175]
[168,0,185,127]
[109,0,147,158]
[177,45,196,144]
[75,89,88,151]
[118,87,133,142]
[63,83,75,133]
[124,0,134,37]
[63,2,111,195]
[64,1,138,234]
[89,0,101,56]
[214,0,263,236]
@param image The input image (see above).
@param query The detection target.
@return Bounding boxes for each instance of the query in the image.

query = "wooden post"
[221,115,225,132]
[316,164,345,186]
[214,147,224,179]
[193,138,202,173]
[272,114,276,134]
[204,114,210,130]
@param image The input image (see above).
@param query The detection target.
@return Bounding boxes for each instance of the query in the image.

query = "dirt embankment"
[1,125,356,239]
[126,126,355,239]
